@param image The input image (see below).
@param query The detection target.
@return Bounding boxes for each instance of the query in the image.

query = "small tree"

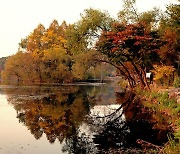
[152,65,175,86]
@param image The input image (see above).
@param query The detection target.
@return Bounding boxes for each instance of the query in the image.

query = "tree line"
[1,0,179,89]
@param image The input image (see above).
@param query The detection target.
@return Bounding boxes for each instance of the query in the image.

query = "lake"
[0,83,170,154]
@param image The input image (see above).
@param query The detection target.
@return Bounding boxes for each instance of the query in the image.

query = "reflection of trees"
[91,91,172,153]
[62,130,98,154]
[5,86,97,145]
[4,86,172,153]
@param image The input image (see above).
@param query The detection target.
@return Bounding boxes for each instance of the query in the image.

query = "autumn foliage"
[2,19,101,84]
[96,23,163,89]
[1,3,179,87]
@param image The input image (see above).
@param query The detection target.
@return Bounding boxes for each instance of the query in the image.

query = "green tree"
[118,0,138,24]
[66,8,113,55]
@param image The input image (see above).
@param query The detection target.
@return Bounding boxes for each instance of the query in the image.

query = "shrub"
[173,77,180,88]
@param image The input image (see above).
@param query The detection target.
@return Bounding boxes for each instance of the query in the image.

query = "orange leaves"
[21,21,68,54]
[157,29,177,65]
[163,29,177,44]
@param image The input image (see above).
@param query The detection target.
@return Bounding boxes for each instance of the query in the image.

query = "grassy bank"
[135,87,180,153]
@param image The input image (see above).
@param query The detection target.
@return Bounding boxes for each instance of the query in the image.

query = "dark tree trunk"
[140,66,150,90]
[131,62,146,88]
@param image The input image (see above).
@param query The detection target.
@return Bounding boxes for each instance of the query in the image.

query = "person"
[146,72,153,84]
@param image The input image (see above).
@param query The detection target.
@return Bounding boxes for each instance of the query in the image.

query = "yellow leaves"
[70,97,85,123]
[152,65,175,81]
[32,49,43,59]
[40,27,67,51]
[47,30,54,36]
[72,62,86,80]
[20,20,68,55]
[57,63,68,75]
[56,94,68,104]
[59,36,67,43]
[41,35,49,43]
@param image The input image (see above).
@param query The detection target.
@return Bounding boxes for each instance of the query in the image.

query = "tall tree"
[66,9,113,55]
[96,22,162,89]
[159,3,180,73]
[118,0,138,24]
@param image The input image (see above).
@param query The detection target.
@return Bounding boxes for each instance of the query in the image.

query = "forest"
[1,0,179,89]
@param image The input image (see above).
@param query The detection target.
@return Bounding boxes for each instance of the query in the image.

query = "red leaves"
[134,41,141,46]
[111,47,118,53]
[107,24,154,52]
[97,22,162,60]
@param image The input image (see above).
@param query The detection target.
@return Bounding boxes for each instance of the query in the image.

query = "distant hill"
[0,57,8,81]
[0,57,7,70]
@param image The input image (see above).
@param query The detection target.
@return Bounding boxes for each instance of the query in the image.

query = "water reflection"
[5,86,95,144]
[91,92,171,153]
[1,85,172,153]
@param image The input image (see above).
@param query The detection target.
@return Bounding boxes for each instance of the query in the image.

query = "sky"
[0,0,178,58]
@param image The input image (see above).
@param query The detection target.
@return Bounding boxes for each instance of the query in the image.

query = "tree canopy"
[1,1,179,87]
[2,12,112,84]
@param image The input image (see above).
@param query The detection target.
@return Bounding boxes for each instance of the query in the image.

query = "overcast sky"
[0,0,178,58]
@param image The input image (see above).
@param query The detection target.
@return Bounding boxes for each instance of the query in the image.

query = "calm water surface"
[0,83,170,154]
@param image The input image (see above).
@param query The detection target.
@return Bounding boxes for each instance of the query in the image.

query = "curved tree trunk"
[96,59,136,88]
[140,66,150,90]
[131,62,146,89]
[118,61,136,87]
